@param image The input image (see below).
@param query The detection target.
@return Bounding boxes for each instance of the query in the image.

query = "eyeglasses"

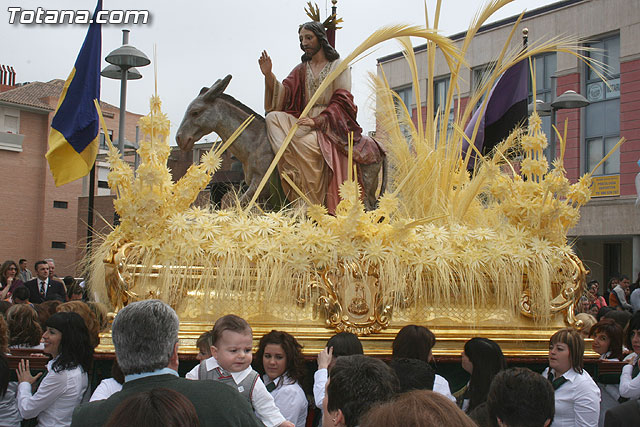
[8,267,17,271]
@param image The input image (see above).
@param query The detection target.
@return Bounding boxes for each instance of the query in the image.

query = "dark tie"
[547,371,568,390]
[39,281,45,296]
[265,381,277,393]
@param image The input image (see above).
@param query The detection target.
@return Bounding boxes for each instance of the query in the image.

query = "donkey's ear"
[199,87,209,96]
[201,75,232,102]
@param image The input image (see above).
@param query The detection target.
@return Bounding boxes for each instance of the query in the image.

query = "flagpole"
[87,163,96,257]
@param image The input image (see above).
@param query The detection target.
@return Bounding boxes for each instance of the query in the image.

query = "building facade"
[0,78,142,276]
[377,0,640,286]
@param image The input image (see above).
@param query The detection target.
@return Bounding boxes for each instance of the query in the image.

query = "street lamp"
[102,29,150,157]
[528,87,590,161]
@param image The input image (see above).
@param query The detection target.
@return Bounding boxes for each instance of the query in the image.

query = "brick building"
[0,78,142,276]
[377,0,640,286]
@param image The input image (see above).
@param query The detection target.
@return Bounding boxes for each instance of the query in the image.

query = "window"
[528,53,556,161]
[604,242,621,282]
[97,165,111,196]
[99,129,114,150]
[392,86,413,140]
[434,76,454,138]
[433,77,450,115]
[0,106,20,134]
[51,241,66,249]
[53,201,68,209]
[472,62,496,109]
[394,86,413,115]
[0,106,23,152]
[585,36,620,176]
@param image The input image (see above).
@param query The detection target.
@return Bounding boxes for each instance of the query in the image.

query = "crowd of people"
[575,275,640,321]
[3,258,640,426]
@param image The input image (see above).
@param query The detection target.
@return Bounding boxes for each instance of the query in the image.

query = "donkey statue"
[176,75,386,210]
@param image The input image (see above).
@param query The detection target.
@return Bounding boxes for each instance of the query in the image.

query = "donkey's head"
[176,74,232,151]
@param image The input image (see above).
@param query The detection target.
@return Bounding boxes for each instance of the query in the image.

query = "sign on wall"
[591,175,620,197]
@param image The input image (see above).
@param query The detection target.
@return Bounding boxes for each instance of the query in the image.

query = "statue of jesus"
[259,21,383,213]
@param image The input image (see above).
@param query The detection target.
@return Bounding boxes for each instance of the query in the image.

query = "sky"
[3,0,559,146]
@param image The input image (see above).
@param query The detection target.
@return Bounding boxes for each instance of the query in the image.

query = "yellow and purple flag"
[46,0,102,186]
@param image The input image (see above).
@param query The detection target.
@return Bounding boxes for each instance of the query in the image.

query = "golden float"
[89,1,622,357]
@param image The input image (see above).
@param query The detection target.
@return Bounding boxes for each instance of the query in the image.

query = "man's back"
[72,374,262,427]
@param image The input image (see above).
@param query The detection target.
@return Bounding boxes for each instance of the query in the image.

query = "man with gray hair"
[72,300,262,426]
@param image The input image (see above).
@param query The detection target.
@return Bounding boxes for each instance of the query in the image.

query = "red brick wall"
[0,110,49,272]
[0,98,143,277]
[620,58,640,196]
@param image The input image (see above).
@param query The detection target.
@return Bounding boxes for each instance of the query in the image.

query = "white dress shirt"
[620,352,640,399]
[541,366,600,427]
[16,359,88,427]
[312,368,327,408]
[433,374,456,402]
[597,353,620,427]
[89,378,123,402]
[186,356,286,427]
[263,374,308,427]
[0,381,21,427]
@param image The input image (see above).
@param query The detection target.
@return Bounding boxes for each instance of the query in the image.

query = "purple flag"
[463,60,529,167]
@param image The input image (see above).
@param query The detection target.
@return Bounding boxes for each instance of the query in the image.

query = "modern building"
[377,0,640,286]
[0,77,142,276]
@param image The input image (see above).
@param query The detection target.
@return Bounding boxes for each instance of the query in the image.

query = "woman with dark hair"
[0,260,23,301]
[589,318,624,426]
[313,332,363,410]
[254,330,308,427]
[542,328,600,426]
[590,318,624,361]
[620,311,640,400]
[6,304,43,350]
[104,388,200,427]
[588,280,607,309]
[391,325,455,402]
[16,311,93,426]
[456,337,506,414]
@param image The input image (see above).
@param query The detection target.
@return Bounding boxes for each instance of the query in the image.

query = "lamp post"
[102,29,150,157]
[87,30,148,256]
[528,84,590,161]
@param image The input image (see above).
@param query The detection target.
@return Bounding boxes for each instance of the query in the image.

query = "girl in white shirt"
[620,312,640,400]
[458,337,506,414]
[16,311,93,427]
[589,318,624,426]
[542,328,600,427]
[254,331,308,427]
[313,332,363,410]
